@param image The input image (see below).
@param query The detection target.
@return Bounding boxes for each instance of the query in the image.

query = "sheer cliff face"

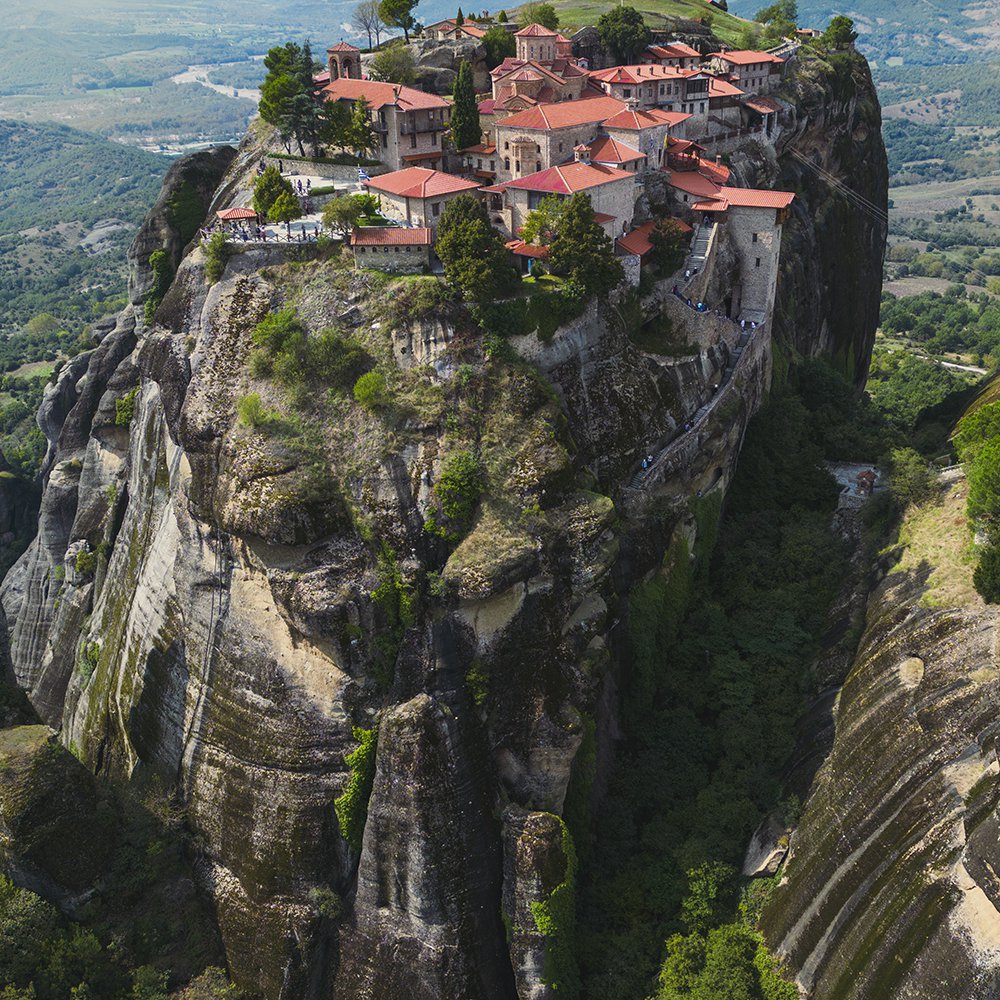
[734,47,888,386]
[0,55,887,1000]
[762,474,1000,998]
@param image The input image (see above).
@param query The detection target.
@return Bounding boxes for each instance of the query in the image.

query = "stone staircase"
[685,221,715,278]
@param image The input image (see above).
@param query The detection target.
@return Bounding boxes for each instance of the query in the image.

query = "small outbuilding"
[350,227,433,272]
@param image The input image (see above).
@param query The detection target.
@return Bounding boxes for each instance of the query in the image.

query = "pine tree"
[269,190,302,224]
[253,166,295,217]
[456,7,464,24]
[345,96,379,158]
[450,62,481,151]
[548,193,624,296]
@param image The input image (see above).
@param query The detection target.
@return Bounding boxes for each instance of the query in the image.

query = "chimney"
[716,154,722,164]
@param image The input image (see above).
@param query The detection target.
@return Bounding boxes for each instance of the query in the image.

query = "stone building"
[327,42,362,81]
[483,157,637,239]
[321,79,451,171]
[350,227,433,272]
[364,167,482,230]
[708,50,785,95]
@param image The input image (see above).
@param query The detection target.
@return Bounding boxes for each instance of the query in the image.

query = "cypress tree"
[450,61,482,151]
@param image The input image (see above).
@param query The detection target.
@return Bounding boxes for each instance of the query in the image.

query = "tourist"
[642,458,648,470]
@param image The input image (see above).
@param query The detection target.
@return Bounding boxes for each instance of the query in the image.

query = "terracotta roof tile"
[515,23,559,36]
[711,49,784,65]
[603,107,690,130]
[328,41,360,52]
[499,160,633,195]
[588,136,645,164]
[323,78,449,111]
[365,167,482,199]
[494,95,626,130]
[351,227,432,246]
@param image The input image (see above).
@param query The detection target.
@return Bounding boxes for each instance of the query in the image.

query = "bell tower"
[327,41,362,80]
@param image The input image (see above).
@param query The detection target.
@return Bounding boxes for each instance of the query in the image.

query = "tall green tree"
[379,0,418,42]
[482,25,516,68]
[548,193,623,296]
[368,43,417,83]
[435,194,518,301]
[253,166,295,217]
[823,14,857,47]
[318,98,353,150]
[450,62,482,150]
[521,194,565,245]
[345,96,380,158]
[597,5,651,63]
[268,190,302,224]
[517,1,559,28]
[259,42,322,155]
[968,436,1000,534]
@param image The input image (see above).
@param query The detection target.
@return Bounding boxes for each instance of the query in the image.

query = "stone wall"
[266,155,390,182]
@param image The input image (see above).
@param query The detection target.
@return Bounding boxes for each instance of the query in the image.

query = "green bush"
[237,393,278,429]
[890,447,934,509]
[74,549,97,577]
[425,451,484,538]
[975,543,1000,602]
[529,819,578,994]
[143,249,173,326]
[353,371,388,410]
[334,726,378,853]
[203,231,231,284]
[115,386,140,427]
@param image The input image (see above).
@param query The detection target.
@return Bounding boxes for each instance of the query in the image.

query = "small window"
[755,257,761,267]
[395,246,400,252]
[624,88,632,98]
[504,141,510,150]
[752,233,758,243]
[536,144,541,153]
[515,160,520,172]
[535,161,541,171]
[432,132,438,146]
[433,203,440,216]
[559,142,563,153]
[477,158,482,169]
[505,157,510,169]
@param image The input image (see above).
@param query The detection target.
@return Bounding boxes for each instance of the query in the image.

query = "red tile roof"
[500,161,633,195]
[401,150,445,163]
[516,23,559,36]
[744,96,783,114]
[708,77,745,98]
[603,107,690,130]
[323,78,450,111]
[366,167,482,199]
[351,227,432,246]
[665,169,726,199]
[717,185,795,209]
[494,95,626,130]
[589,136,645,164]
[461,143,496,154]
[712,49,784,65]
[328,41,360,52]
[646,42,701,60]
[593,212,616,224]
[692,198,729,212]
[506,239,550,258]
[217,207,257,220]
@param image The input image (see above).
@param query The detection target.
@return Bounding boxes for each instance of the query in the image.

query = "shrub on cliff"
[968,436,1000,535]
[353,371,388,409]
[203,231,231,284]
[425,450,484,539]
[974,543,1000,603]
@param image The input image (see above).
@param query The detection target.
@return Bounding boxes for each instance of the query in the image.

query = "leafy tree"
[483,25,517,68]
[456,7,464,24]
[968,436,1000,535]
[521,194,566,245]
[823,14,857,47]
[497,8,507,21]
[518,2,559,29]
[890,447,933,510]
[430,450,484,534]
[253,166,295,218]
[755,0,796,24]
[379,0,418,42]
[650,218,688,275]
[597,6,651,64]
[368,42,417,83]
[434,194,519,301]
[450,62,482,150]
[680,862,736,934]
[353,0,386,48]
[547,193,623,296]
[954,401,1000,462]
[318,99,353,151]
[975,543,1000,603]
[323,194,364,235]
[345,96,380,158]
[269,190,302,224]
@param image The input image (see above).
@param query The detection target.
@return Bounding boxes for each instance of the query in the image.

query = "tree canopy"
[521,194,566,246]
[517,1,559,29]
[548,193,624,297]
[434,194,518,301]
[450,62,482,151]
[252,165,295,218]
[483,25,516,68]
[379,0,418,42]
[353,0,386,49]
[597,6,651,64]
[259,42,321,155]
[368,42,417,83]
[823,15,857,47]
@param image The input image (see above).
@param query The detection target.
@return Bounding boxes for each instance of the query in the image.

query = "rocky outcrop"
[763,474,1000,998]
[0,53,889,999]
[366,37,490,94]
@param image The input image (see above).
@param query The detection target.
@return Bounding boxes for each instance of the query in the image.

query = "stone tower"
[327,41,362,80]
